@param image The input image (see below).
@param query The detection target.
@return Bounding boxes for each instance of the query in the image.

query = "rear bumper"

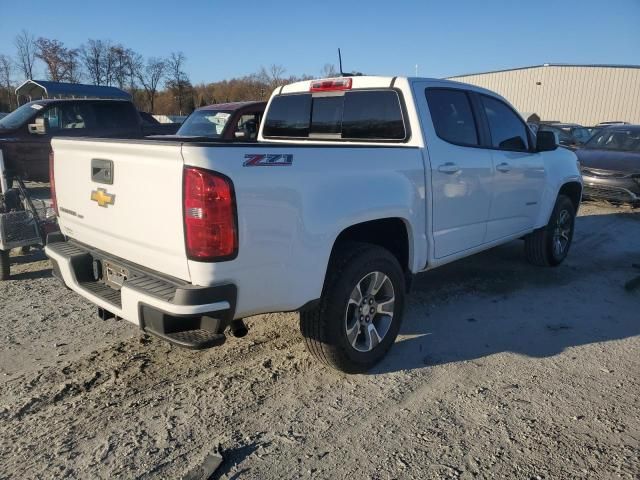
[45,236,237,348]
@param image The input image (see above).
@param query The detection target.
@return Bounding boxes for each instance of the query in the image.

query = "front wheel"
[300,243,406,373]
[0,249,10,281]
[525,195,576,267]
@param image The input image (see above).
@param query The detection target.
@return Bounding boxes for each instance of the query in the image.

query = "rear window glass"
[342,91,405,139]
[263,90,406,141]
[310,95,343,135]
[263,94,311,137]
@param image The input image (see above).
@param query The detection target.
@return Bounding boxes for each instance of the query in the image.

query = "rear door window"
[263,90,406,141]
[480,95,530,151]
[425,89,479,146]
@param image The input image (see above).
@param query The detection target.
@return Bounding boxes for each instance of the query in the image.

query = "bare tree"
[127,51,143,93]
[269,64,286,83]
[35,38,80,82]
[14,30,37,80]
[258,64,286,86]
[109,44,133,89]
[0,54,14,110]
[256,64,287,95]
[65,48,82,83]
[321,63,338,77]
[81,39,108,85]
[166,52,191,115]
[103,44,117,86]
[137,57,165,113]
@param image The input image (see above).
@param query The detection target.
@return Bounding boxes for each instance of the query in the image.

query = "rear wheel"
[300,243,405,373]
[0,249,10,281]
[525,195,576,267]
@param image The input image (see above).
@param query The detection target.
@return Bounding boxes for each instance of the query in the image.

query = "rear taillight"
[309,77,352,92]
[183,167,237,261]
[49,151,58,216]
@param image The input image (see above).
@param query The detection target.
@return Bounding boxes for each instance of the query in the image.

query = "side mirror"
[536,130,557,152]
[234,130,246,139]
[28,117,48,135]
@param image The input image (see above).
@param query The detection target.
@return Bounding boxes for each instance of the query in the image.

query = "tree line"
[0,30,338,116]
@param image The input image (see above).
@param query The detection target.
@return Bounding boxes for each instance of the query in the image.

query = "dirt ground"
[0,201,638,480]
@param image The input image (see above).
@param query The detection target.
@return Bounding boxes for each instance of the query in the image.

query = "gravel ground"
[0,201,638,480]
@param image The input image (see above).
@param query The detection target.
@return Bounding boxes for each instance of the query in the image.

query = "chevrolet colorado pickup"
[45,76,582,373]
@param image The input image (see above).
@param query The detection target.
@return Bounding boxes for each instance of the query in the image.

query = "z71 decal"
[243,154,293,167]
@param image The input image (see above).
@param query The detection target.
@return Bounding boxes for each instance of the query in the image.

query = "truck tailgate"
[51,138,190,281]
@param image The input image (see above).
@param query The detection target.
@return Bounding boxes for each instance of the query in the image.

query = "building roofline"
[447,63,640,79]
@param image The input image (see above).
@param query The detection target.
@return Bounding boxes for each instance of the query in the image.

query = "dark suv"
[0,99,169,182]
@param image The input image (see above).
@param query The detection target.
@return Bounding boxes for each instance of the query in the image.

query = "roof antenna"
[338,48,344,76]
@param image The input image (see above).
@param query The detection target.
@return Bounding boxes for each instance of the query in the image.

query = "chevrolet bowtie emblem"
[91,188,116,207]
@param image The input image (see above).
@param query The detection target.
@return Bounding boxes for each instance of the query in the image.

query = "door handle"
[438,162,460,174]
[496,162,511,173]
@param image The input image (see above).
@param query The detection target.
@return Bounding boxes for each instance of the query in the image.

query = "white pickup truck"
[45,76,582,373]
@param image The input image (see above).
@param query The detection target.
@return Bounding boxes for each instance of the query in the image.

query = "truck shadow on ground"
[8,249,53,280]
[373,210,640,375]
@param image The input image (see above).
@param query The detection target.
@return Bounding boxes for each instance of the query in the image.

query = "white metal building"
[447,64,640,126]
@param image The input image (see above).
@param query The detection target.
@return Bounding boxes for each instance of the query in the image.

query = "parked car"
[45,76,582,373]
[538,123,593,149]
[138,111,180,135]
[577,125,640,205]
[586,126,604,138]
[152,101,266,141]
[0,99,178,182]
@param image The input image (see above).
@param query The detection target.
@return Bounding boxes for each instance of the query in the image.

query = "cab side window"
[39,103,93,131]
[235,113,261,141]
[480,95,529,151]
[425,89,479,146]
[40,106,61,131]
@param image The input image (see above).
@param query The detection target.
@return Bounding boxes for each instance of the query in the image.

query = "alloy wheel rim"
[344,271,395,353]
[552,209,572,258]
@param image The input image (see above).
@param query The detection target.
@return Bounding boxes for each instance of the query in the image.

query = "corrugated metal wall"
[448,65,640,125]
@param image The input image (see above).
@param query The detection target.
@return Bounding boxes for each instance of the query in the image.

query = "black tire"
[0,249,9,281]
[525,195,576,267]
[20,245,30,255]
[300,242,406,373]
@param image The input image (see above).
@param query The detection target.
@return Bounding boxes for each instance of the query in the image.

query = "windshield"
[0,102,42,129]
[177,110,232,137]
[571,127,592,144]
[585,129,640,152]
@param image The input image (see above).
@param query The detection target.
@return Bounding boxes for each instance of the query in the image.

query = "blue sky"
[0,0,638,84]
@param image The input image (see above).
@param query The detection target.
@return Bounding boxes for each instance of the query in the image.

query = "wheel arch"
[535,176,583,229]
[558,181,583,214]
[326,217,413,291]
